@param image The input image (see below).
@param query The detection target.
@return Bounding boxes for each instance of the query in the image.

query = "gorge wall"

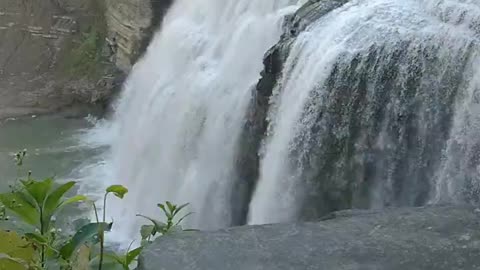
[0,0,170,119]
[104,0,172,72]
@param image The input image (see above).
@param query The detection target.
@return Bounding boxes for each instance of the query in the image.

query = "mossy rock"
[0,230,36,270]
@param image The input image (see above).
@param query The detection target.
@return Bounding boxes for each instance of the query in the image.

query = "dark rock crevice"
[232,43,290,226]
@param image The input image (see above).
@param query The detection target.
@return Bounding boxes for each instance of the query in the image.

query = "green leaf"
[43,182,84,231]
[23,178,53,206]
[58,195,88,209]
[103,253,125,266]
[165,201,175,213]
[44,181,76,215]
[42,194,88,234]
[59,222,112,260]
[157,203,171,219]
[140,225,155,240]
[19,179,33,188]
[0,254,29,270]
[0,192,40,226]
[137,215,166,233]
[0,231,36,262]
[173,203,189,216]
[45,244,59,259]
[106,185,128,199]
[175,212,193,226]
[24,233,47,245]
[126,246,143,266]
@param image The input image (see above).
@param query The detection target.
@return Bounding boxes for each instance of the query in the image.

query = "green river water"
[0,115,111,229]
[0,116,100,188]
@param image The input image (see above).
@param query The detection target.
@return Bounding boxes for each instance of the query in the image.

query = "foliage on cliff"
[66,27,107,78]
[64,0,110,79]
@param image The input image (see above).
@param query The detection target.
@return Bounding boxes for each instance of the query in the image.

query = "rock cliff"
[0,0,171,119]
[104,0,172,72]
[0,0,112,118]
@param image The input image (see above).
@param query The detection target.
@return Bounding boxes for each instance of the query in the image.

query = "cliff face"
[0,0,171,119]
[0,0,113,118]
[104,0,172,72]
[104,0,152,72]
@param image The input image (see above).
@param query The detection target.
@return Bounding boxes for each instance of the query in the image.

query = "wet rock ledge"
[139,205,480,270]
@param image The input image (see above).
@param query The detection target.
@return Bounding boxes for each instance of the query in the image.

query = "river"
[0,115,109,206]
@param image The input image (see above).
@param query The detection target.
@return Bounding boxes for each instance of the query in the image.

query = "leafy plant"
[59,222,113,261]
[0,151,111,269]
[137,201,192,245]
[104,241,142,270]
[0,177,87,267]
[94,185,128,270]
[0,150,192,270]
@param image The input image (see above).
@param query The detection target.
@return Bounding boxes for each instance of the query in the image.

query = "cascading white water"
[102,0,301,240]
[248,0,480,224]
[78,0,480,239]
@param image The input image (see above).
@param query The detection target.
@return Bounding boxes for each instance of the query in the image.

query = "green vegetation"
[0,150,191,269]
[65,26,106,79]
[63,0,109,79]
[0,230,36,270]
[138,202,192,246]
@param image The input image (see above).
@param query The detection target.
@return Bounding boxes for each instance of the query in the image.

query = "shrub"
[0,150,191,270]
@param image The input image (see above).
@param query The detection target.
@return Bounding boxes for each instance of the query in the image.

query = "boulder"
[139,206,480,270]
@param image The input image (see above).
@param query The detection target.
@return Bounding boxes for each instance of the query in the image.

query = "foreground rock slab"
[139,206,480,270]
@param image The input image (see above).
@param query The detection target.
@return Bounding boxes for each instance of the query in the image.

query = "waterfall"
[248,0,480,224]
[101,0,301,240]
[80,0,480,240]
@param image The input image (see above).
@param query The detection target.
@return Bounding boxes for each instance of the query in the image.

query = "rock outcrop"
[139,206,480,270]
[0,0,171,119]
[251,0,350,136]
[104,0,172,72]
[0,0,115,119]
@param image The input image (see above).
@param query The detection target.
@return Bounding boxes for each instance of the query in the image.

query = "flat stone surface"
[139,206,480,270]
